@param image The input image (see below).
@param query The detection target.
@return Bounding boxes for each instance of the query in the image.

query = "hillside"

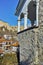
[0,20,24,32]
[0,21,18,36]
[0,21,17,32]
[0,20,24,39]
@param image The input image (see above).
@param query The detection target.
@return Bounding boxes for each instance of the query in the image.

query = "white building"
[4,35,12,40]
[15,0,39,32]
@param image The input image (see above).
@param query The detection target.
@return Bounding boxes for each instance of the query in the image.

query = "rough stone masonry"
[17,0,43,65]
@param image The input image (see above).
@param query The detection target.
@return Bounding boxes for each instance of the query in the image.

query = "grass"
[0,52,18,65]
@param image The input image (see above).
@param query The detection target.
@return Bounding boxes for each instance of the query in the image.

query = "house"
[4,35,12,40]
[11,41,19,52]
[0,36,19,53]
[0,49,4,56]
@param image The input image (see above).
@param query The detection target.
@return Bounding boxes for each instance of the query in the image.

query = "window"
[6,42,8,45]
[28,1,36,26]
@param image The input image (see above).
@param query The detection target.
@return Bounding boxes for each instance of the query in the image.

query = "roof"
[0,38,14,43]
[0,49,4,54]
[11,42,19,47]
[0,37,5,43]
[3,39,13,42]
[15,0,26,16]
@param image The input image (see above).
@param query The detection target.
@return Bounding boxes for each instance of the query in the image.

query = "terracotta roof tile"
[11,42,19,47]
[0,49,4,54]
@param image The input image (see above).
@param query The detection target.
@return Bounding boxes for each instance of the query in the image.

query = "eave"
[15,0,26,16]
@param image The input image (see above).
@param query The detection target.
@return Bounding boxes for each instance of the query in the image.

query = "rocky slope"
[0,20,24,33]
[0,20,17,32]
[0,20,18,36]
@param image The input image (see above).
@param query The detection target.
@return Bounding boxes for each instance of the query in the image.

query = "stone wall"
[38,26,43,64]
[38,0,43,63]
[18,27,40,65]
[18,26,43,65]
[17,0,43,65]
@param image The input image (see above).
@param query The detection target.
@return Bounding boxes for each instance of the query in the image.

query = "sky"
[0,0,32,26]
[0,0,19,26]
